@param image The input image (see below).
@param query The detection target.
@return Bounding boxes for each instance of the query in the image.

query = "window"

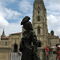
[37,40,41,47]
[37,16,40,21]
[5,42,8,45]
[37,26,40,34]
[13,43,18,52]
[38,5,40,14]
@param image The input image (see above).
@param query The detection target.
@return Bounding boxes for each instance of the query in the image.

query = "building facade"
[32,0,48,48]
[0,31,22,60]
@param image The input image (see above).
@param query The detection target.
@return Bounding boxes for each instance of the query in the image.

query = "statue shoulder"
[29,30,36,37]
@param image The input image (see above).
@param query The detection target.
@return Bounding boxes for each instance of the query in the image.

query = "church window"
[13,43,18,52]
[37,40,41,47]
[37,26,40,34]
[38,5,40,14]
[5,42,8,45]
[37,16,40,21]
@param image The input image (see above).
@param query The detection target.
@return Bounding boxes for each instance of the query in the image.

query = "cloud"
[0,3,21,28]
[0,5,21,20]
[0,0,16,3]
[4,8,21,20]
[0,2,22,35]
[5,23,22,36]
[0,23,22,36]
[18,0,33,23]
[47,15,60,37]
[47,15,58,24]
[19,0,33,13]
[44,0,60,15]
[0,15,22,36]
[47,3,60,12]
[0,15,9,28]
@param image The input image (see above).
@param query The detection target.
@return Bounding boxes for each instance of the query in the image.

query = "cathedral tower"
[32,0,48,47]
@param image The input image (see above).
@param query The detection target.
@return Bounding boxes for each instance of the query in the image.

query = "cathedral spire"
[34,0,44,4]
[2,29,5,37]
[1,29,6,40]
[34,0,46,10]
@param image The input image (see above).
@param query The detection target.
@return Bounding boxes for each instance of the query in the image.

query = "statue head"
[21,16,33,31]
[21,16,30,25]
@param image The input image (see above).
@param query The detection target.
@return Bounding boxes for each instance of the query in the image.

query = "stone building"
[32,0,48,48]
[0,30,22,60]
[32,0,60,48]
[0,0,60,60]
[48,31,60,46]
[32,1,60,60]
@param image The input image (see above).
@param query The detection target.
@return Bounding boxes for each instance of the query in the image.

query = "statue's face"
[23,22,33,31]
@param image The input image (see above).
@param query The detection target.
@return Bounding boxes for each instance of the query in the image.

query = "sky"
[0,0,60,37]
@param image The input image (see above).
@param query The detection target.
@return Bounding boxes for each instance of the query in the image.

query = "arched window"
[5,42,8,45]
[38,5,40,14]
[37,16,40,21]
[13,43,18,52]
[37,40,41,47]
[37,26,40,34]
